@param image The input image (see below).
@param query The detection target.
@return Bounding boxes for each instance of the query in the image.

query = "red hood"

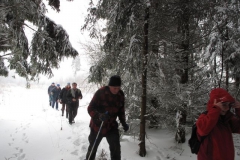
[207,88,235,111]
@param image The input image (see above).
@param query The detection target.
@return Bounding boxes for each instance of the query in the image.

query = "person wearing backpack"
[66,82,82,124]
[196,88,240,160]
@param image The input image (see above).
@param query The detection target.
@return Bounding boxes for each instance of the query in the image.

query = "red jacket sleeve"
[196,106,221,136]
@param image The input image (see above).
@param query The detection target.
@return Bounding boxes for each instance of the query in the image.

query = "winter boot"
[66,112,68,118]
[62,111,64,116]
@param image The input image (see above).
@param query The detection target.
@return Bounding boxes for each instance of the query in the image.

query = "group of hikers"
[48,75,240,160]
[47,82,83,124]
[47,76,129,160]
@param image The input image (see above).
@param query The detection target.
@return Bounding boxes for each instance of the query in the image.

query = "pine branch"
[0,53,13,58]
[23,23,37,32]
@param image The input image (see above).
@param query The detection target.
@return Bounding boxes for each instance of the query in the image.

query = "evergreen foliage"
[0,0,78,80]
[82,0,240,151]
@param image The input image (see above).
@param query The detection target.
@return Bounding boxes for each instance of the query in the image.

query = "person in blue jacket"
[51,84,61,110]
[48,82,56,106]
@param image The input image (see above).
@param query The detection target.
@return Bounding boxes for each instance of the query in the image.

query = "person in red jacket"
[196,88,240,160]
[85,75,129,160]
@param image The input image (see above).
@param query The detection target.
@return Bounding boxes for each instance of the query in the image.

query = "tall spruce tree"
[82,0,151,156]
[197,0,240,101]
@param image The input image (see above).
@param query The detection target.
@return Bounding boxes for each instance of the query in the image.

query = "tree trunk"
[235,76,240,98]
[225,26,229,91]
[139,6,149,157]
[226,60,229,91]
[175,0,189,143]
[175,108,187,143]
[214,57,217,87]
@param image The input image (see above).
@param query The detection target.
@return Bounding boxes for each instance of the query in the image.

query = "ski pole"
[60,115,63,130]
[88,120,104,160]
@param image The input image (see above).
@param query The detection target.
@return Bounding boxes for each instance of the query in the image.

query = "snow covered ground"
[0,84,240,160]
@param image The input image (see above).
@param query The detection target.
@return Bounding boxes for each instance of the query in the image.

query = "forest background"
[1,0,240,157]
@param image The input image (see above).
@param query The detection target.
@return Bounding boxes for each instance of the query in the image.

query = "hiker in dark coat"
[66,82,82,124]
[59,83,71,117]
[51,84,61,110]
[85,75,129,160]
[196,88,240,160]
[48,82,56,106]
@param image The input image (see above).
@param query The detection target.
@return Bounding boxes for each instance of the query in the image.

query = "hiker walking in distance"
[51,84,61,110]
[59,82,71,118]
[85,75,129,160]
[196,88,240,160]
[48,82,55,106]
[66,82,82,124]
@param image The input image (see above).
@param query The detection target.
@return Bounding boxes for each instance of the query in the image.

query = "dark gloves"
[99,112,110,121]
[123,123,129,132]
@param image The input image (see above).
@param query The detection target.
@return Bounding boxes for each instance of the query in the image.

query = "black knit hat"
[108,75,121,86]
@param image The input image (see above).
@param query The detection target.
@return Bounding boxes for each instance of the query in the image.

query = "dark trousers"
[68,103,78,123]
[51,100,58,109]
[86,129,121,160]
[49,94,52,103]
[61,103,69,116]
[49,94,53,106]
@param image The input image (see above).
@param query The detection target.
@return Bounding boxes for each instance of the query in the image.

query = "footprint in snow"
[19,149,23,153]
[71,150,78,156]
[22,133,29,143]
[157,150,166,160]
[73,139,80,146]
[156,155,161,160]
[81,144,88,151]
[17,153,25,160]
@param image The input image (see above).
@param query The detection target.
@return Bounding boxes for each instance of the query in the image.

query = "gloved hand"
[123,123,129,132]
[99,112,110,121]
[58,99,62,104]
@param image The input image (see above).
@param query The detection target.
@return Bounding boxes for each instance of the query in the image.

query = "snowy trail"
[0,85,200,160]
[0,85,116,160]
[0,85,93,160]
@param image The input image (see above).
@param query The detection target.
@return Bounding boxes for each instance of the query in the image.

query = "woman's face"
[220,102,234,115]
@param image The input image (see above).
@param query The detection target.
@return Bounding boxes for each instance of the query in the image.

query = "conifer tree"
[0,0,78,80]
[82,0,240,152]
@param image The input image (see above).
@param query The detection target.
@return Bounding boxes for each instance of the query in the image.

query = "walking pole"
[87,121,104,160]
[60,115,63,130]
